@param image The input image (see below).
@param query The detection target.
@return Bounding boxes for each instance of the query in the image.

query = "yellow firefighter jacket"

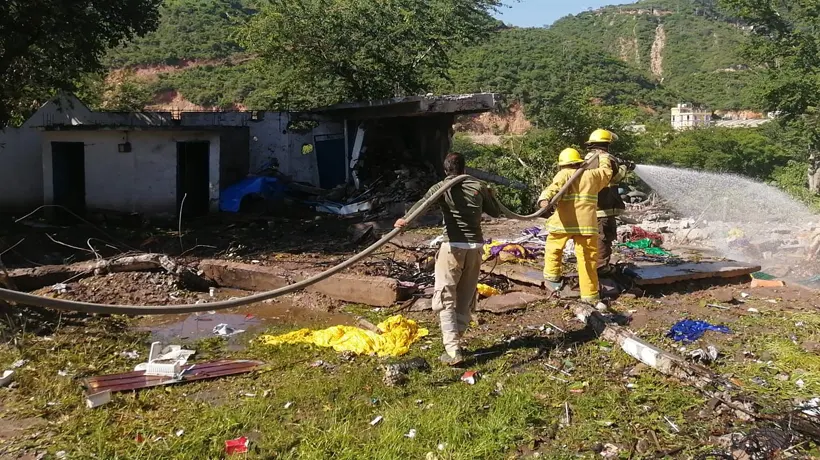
[586,149,628,218]
[537,154,614,235]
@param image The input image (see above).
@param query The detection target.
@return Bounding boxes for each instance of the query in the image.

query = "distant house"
[671,103,712,130]
[0,93,497,216]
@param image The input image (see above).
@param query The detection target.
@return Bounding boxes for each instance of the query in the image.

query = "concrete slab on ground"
[481,263,544,287]
[200,260,409,307]
[199,260,290,291]
[299,273,411,307]
[625,261,761,286]
[477,292,548,314]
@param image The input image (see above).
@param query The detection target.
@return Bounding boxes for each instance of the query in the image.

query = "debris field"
[1,205,820,459]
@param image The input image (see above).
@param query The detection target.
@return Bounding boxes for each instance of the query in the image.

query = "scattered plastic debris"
[428,235,445,248]
[120,350,139,360]
[225,436,249,455]
[370,415,383,426]
[689,345,719,363]
[461,371,479,385]
[797,379,806,389]
[11,359,27,369]
[52,283,69,294]
[667,320,731,342]
[85,390,111,409]
[134,342,195,376]
[284,401,293,409]
[404,429,417,439]
[600,443,620,459]
[800,398,820,417]
[476,283,502,297]
[175,429,184,437]
[213,324,245,337]
[383,357,431,386]
[0,370,14,388]
[751,376,768,387]
[747,308,760,314]
[55,451,66,459]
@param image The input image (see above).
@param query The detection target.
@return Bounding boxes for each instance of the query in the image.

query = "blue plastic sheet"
[667,320,731,342]
[219,177,285,213]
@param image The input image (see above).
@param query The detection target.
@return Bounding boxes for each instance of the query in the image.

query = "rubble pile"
[621,200,820,281]
[303,163,438,220]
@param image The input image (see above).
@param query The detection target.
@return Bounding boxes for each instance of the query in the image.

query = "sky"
[495,0,620,28]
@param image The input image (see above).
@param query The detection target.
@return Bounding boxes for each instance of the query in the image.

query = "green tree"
[0,0,163,126]
[238,0,503,104]
[720,0,820,124]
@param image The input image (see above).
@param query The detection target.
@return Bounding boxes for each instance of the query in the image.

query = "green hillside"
[102,0,761,114]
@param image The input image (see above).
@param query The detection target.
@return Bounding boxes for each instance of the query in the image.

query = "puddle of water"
[136,288,355,345]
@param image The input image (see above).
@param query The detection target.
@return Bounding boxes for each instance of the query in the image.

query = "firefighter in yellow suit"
[538,148,613,304]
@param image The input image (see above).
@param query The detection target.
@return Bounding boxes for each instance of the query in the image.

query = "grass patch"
[2,305,819,457]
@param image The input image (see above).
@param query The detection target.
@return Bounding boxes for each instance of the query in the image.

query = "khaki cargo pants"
[433,243,482,356]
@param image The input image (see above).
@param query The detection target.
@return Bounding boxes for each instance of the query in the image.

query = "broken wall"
[183,111,340,188]
[41,130,221,215]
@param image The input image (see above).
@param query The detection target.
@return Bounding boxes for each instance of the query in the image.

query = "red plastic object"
[225,436,249,455]
[460,371,479,385]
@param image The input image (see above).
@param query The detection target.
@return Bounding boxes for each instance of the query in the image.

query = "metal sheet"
[83,360,263,394]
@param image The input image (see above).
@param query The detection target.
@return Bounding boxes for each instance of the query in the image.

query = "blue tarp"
[667,320,731,342]
[219,177,285,213]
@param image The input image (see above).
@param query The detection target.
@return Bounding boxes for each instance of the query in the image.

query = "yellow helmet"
[558,148,583,166]
[587,129,618,144]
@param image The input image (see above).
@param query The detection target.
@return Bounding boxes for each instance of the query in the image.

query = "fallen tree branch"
[7,253,210,292]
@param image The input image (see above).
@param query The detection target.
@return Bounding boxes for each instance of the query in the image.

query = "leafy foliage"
[0,0,163,126]
[238,0,502,103]
[105,0,255,68]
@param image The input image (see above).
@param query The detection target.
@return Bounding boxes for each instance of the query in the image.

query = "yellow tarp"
[259,315,429,357]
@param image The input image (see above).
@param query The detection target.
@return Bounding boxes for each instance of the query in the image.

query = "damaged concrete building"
[0,93,497,217]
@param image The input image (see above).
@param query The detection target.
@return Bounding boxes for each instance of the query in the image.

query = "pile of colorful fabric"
[483,240,529,262]
[617,238,680,263]
[628,226,664,245]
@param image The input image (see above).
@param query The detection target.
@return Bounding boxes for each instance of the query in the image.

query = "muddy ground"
[1,212,820,458]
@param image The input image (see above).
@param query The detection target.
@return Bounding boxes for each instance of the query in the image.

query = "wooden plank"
[625,261,761,286]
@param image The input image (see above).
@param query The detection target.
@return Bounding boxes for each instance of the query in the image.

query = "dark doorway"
[315,134,347,189]
[51,142,86,219]
[177,141,210,218]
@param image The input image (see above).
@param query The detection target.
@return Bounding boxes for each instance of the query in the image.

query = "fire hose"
[0,155,600,315]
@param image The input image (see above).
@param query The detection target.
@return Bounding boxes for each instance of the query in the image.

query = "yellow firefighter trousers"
[543,233,600,303]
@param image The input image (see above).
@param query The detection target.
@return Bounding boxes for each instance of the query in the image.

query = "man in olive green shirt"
[396,153,501,365]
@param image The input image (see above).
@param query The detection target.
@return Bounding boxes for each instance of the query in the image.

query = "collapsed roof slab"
[302,93,498,120]
[625,261,762,286]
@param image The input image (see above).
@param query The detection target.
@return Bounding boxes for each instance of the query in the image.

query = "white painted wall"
[42,130,220,215]
[0,127,44,211]
[182,111,333,187]
[0,94,99,212]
